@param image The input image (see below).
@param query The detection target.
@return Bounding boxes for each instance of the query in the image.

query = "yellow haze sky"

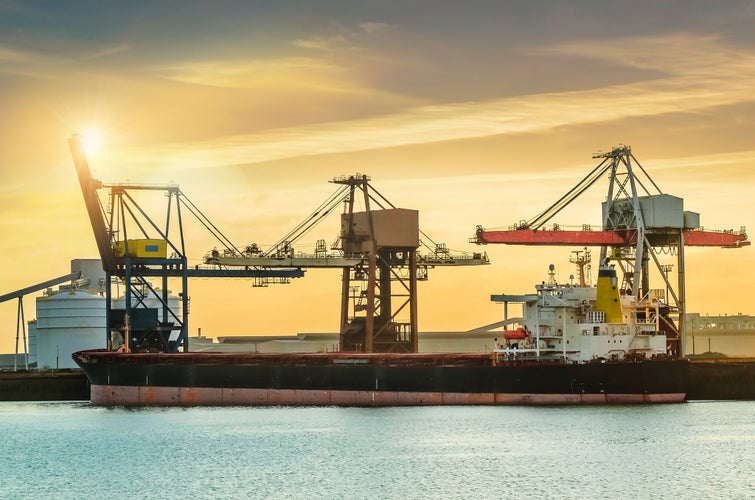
[1,2,754,353]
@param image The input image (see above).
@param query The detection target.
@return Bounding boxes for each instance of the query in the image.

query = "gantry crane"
[205,174,490,353]
[69,134,304,353]
[472,145,749,355]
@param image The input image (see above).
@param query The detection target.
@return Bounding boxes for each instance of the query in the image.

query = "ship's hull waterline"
[74,351,688,406]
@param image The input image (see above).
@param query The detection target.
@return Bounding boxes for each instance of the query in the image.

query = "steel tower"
[473,145,749,355]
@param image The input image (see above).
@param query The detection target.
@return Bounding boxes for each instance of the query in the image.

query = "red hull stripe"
[90,385,685,406]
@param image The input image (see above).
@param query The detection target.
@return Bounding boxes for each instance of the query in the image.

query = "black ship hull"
[72,350,688,406]
[0,370,90,401]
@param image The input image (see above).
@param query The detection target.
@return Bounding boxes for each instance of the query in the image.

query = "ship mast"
[569,248,591,287]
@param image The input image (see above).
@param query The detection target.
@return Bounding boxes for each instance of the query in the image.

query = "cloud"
[111,35,755,171]
[291,36,349,51]
[0,44,46,76]
[529,34,724,74]
[156,56,365,92]
[81,43,131,60]
[0,46,23,61]
[358,22,396,35]
[650,150,755,171]
[292,20,396,51]
[0,40,130,79]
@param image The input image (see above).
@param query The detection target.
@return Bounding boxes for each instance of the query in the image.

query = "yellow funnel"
[595,262,623,323]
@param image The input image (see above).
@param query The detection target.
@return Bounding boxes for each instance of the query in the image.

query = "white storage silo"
[28,321,37,368]
[34,289,106,370]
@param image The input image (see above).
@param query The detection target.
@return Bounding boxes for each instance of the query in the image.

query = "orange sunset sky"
[1,1,754,353]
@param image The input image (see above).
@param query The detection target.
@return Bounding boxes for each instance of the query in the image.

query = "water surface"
[1,401,752,499]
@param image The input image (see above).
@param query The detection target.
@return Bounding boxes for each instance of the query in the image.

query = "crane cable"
[179,191,242,254]
[527,158,613,230]
[264,184,351,255]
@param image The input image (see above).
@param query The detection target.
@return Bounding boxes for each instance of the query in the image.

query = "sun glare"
[81,130,102,155]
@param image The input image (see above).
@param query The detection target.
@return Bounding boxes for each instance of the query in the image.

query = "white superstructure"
[492,260,669,362]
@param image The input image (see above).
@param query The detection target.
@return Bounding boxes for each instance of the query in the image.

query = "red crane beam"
[475,229,626,246]
[682,230,750,247]
[474,228,749,248]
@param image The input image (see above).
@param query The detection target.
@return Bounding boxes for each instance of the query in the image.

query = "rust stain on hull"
[90,385,685,407]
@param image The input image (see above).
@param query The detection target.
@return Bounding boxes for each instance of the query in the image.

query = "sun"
[81,129,103,155]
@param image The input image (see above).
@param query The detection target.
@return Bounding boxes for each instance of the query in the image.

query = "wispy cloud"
[530,34,730,75]
[358,22,396,35]
[373,148,755,198]
[81,43,131,60]
[157,56,368,93]
[116,34,755,171]
[649,149,755,171]
[292,20,396,51]
[292,36,349,51]
[0,46,23,61]
[0,40,130,78]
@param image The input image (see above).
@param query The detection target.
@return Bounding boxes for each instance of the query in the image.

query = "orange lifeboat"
[504,328,528,340]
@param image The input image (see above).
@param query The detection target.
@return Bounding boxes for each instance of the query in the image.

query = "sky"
[1,0,755,354]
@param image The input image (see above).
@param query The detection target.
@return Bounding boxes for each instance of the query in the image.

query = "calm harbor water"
[1,401,753,499]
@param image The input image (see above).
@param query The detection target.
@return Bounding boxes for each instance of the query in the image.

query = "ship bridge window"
[593,326,600,336]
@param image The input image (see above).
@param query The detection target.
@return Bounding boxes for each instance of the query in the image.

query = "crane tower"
[336,175,420,353]
[204,173,489,353]
[473,145,749,355]
[69,134,304,353]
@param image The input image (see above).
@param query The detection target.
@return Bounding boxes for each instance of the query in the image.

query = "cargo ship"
[68,136,690,406]
[71,351,687,406]
[72,257,689,406]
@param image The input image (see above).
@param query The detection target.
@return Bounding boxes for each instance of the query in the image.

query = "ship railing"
[493,348,581,354]
[491,347,582,364]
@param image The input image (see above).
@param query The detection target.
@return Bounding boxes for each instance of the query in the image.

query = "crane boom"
[474,227,750,248]
[207,252,488,270]
[474,228,625,246]
[68,134,117,273]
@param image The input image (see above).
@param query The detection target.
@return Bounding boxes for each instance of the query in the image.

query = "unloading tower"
[473,145,750,355]
[337,176,420,353]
